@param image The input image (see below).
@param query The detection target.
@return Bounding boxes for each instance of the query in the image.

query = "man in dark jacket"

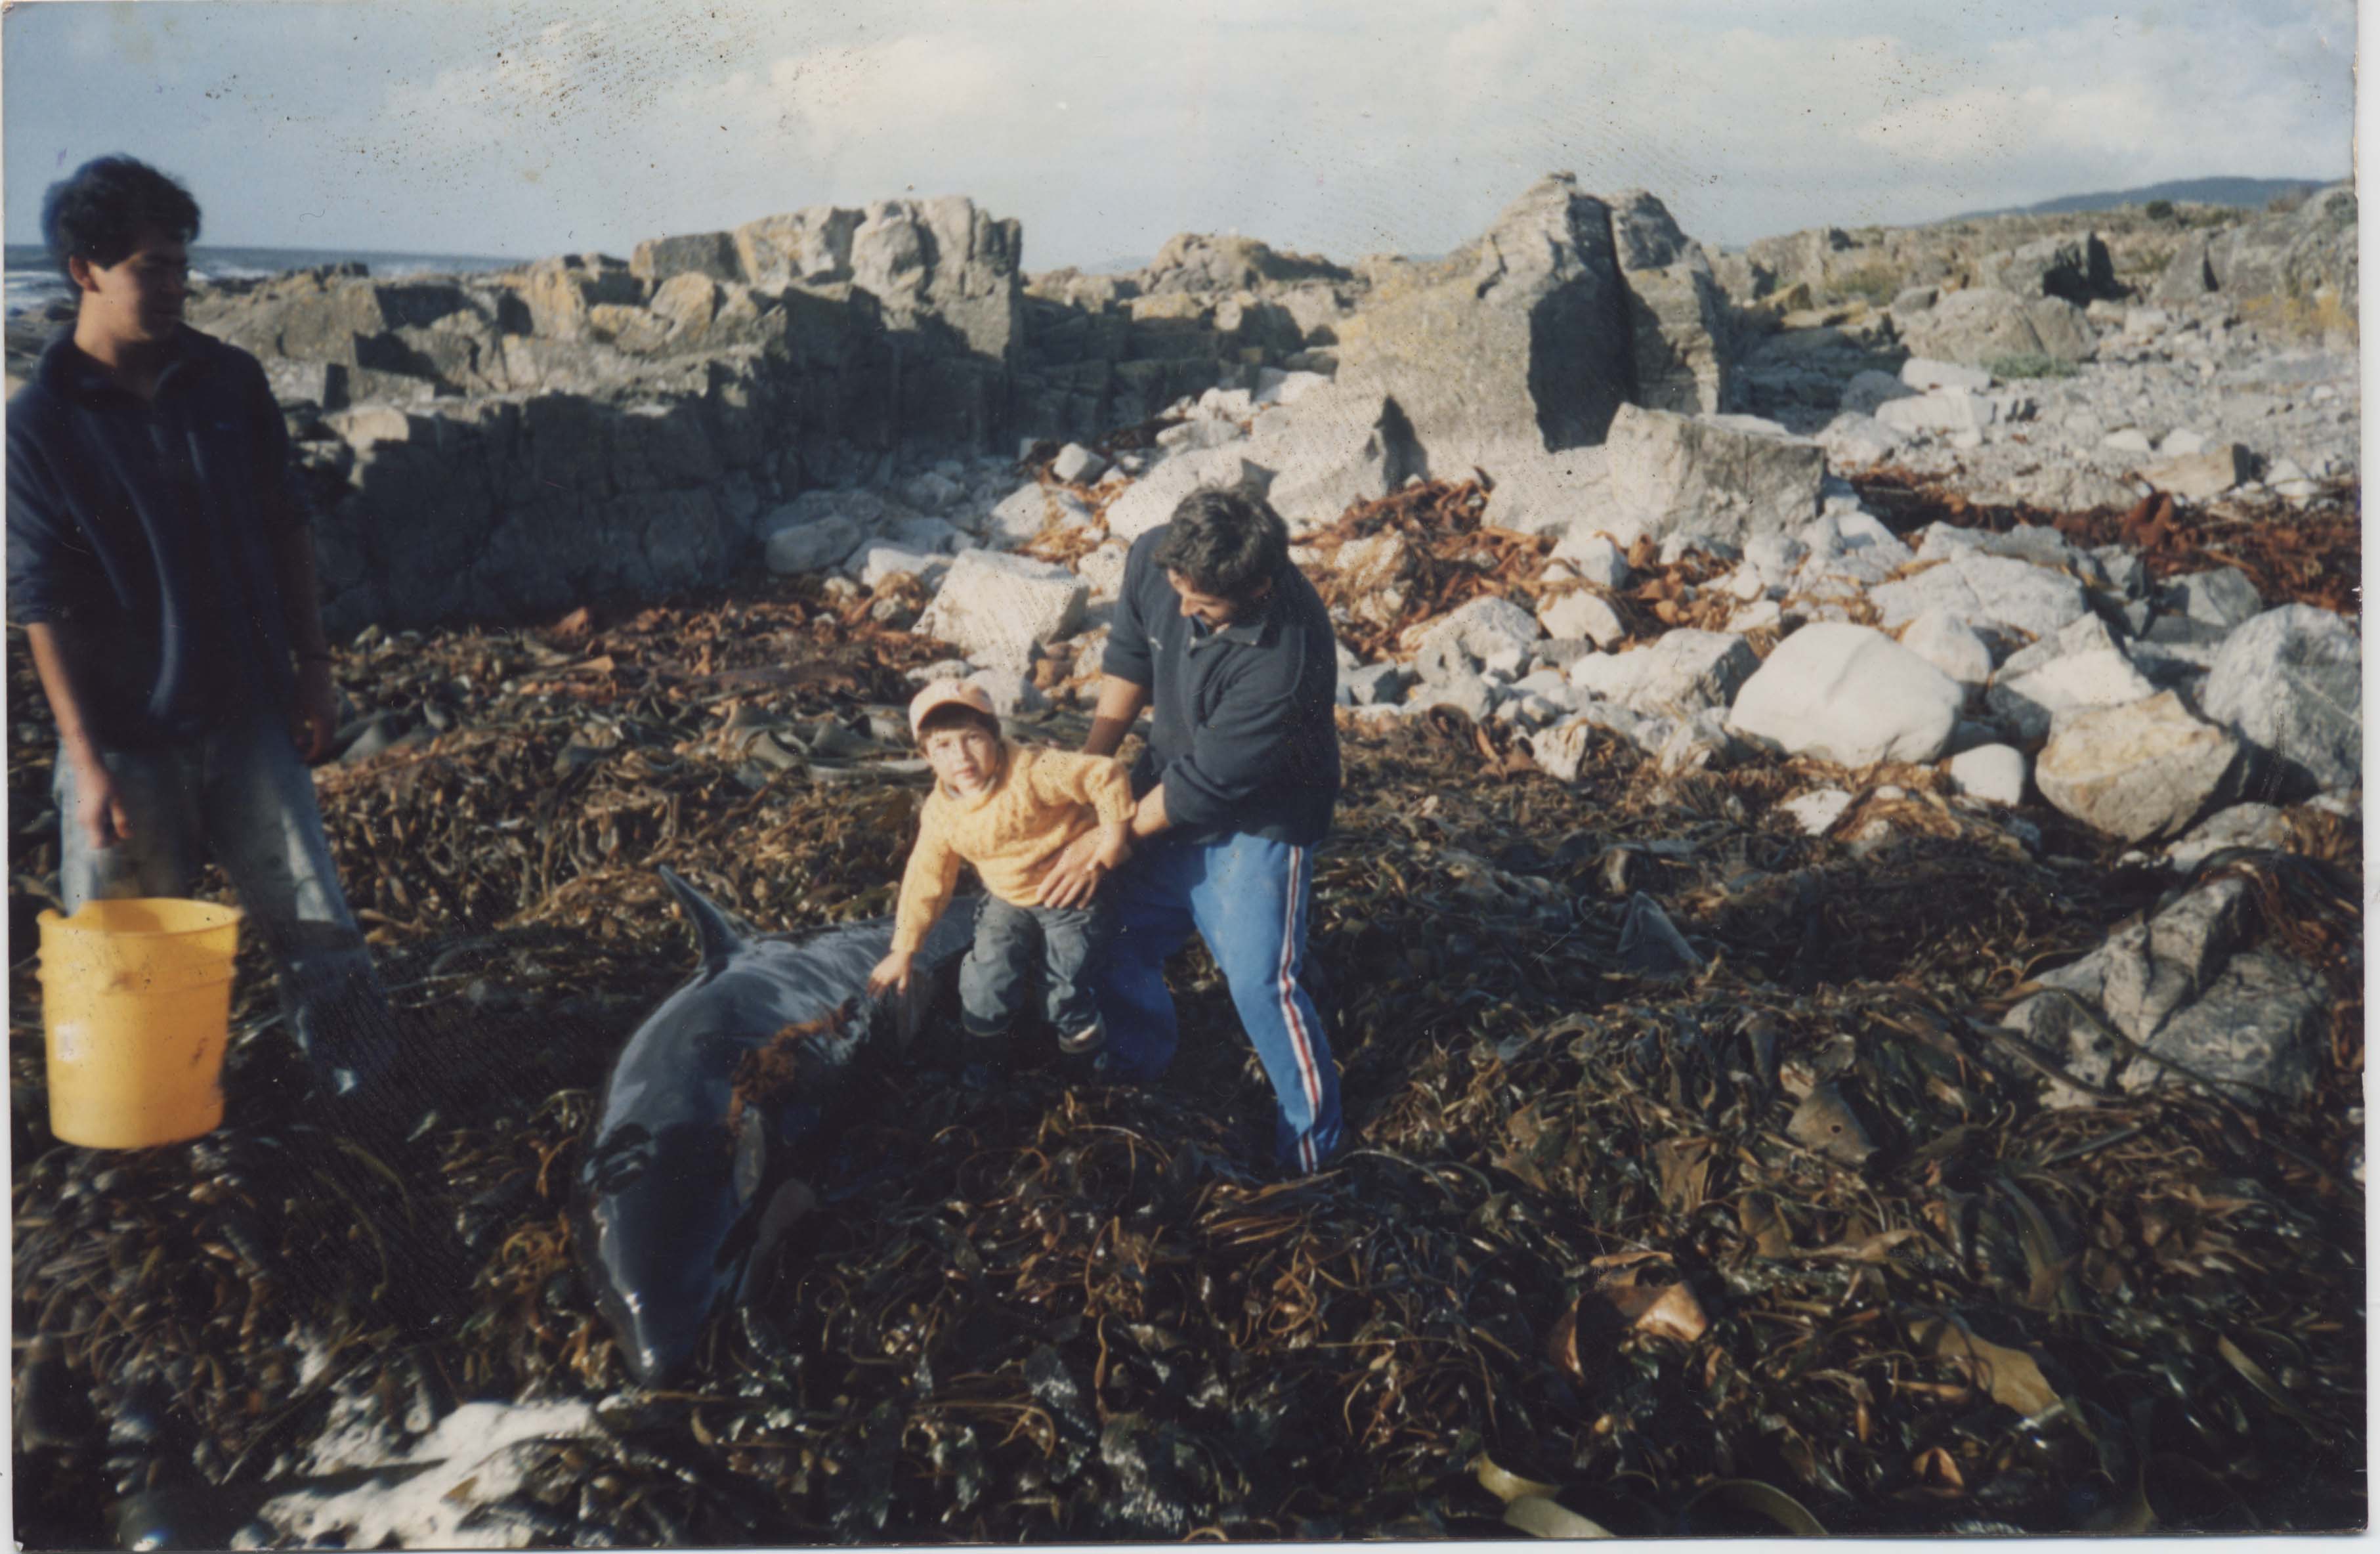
[1039,486,1343,1173]
[7,156,396,1098]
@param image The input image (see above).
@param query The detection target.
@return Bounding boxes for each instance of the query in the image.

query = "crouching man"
[7,156,398,1098]
[1038,487,1344,1173]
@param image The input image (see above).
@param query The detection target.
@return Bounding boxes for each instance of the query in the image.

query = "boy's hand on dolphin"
[867,952,913,997]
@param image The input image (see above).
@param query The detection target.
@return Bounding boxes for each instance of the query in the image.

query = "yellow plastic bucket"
[37,899,243,1150]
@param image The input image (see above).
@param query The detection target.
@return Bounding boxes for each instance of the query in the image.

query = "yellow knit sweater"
[889,743,1136,955]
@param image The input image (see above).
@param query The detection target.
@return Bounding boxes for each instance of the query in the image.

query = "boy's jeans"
[53,714,399,1098]
[960,897,1105,1039]
[1090,832,1342,1173]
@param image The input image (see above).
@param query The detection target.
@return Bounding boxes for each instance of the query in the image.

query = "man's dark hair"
[41,156,202,280]
[1153,486,1289,601]
[917,703,1000,741]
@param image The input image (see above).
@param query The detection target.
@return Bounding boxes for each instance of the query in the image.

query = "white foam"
[258,1398,598,1549]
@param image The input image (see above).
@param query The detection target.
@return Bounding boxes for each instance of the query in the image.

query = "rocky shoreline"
[6,175,2364,1544]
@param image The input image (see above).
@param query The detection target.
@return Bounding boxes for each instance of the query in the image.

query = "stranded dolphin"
[571,867,979,1385]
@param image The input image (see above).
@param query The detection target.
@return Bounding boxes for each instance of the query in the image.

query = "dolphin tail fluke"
[658,867,759,972]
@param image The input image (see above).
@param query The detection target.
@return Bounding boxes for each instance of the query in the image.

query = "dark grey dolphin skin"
[572,868,979,1386]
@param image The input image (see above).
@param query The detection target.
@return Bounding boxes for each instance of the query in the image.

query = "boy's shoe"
[1057,1018,1106,1056]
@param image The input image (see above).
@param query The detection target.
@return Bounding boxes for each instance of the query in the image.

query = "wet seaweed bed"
[9,546,2367,1544]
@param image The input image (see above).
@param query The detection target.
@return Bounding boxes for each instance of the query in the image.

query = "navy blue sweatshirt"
[1101,525,1340,846]
[7,327,302,745]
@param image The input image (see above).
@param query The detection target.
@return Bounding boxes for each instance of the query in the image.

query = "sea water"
[3,243,525,318]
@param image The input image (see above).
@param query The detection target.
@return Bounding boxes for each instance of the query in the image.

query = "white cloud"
[30,0,2339,263]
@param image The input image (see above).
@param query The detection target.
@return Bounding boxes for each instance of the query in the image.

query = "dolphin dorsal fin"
[658,867,759,972]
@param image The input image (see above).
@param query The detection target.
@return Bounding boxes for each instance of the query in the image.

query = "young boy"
[868,681,1134,1054]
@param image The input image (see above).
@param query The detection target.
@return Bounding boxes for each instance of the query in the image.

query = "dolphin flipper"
[658,867,762,973]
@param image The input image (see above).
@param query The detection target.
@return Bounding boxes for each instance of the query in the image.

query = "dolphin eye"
[584,1123,655,1194]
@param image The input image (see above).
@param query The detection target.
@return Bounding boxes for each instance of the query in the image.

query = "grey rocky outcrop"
[1608,188,1739,416]
[1333,173,1633,473]
[2007,878,2329,1108]
[1898,288,2094,366]
[2199,605,2362,796]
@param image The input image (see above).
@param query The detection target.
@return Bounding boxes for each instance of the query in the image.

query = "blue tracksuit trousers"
[1090,832,1342,1173]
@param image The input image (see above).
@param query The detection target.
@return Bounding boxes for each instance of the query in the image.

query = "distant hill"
[1953,176,2345,220]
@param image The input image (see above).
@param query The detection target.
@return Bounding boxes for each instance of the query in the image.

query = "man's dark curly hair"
[41,156,202,281]
[1152,486,1289,603]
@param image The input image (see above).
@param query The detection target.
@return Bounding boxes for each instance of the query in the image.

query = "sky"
[0,0,2356,270]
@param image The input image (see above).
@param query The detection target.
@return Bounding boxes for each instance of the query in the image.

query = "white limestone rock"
[915,549,1089,672]
[1724,622,1963,767]
[1867,551,2088,639]
[1102,449,1272,544]
[1899,610,1993,689]
[1987,649,2159,743]
[1537,590,1628,649]
[2033,691,2245,842]
[1567,630,1758,719]
[1947,744,2029,806]
[1602,404,1826,548]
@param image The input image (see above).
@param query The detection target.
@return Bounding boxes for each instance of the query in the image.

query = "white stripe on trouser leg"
[1275,844,1324,1129]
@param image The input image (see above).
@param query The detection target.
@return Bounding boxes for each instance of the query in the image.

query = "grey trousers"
[53,713,398,1097]
[958,897,1106,1038]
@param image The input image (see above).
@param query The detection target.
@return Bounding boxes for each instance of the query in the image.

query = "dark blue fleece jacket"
[8,326,302,745]
[1101,525,1340,846]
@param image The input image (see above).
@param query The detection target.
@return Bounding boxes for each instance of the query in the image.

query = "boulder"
[1552,531,1630,590]
[1530,717,1604,784]
[986,485,1063,549]
[1899,610,1993,688]
[518,255,645,341]
[1251,385,1421,532]
[631,231,742,285]
[1839,369,1913,416]
[1868,551,2088,639]
[2033,692,2244,841]
[1724,622,1963,766]
[1479,445,1623,538]
[1987,649,2159,742]
[854,544,948,590]
[1978,232,2117,303]
[1948,743,2028,805]
[2203,183,2359,324]
[1569,630,1757,718]
[1602,404,1825,547]
[1050,443,1108,485]
[1333,173,1632,471]
[1609,189,1737,415]
[916,550,1089,672]
[1875,389,1996,437]
[2152,232,2217,306]
[2140,443,2252,502]
[1900,357,1992,393]
[1537,589,1628,649]
[762,511,862,575]
[1409,595,1542,664]
[1103,450,1271,544]
[2157,567,2263,629]
[2008,878,2328,1107]
[2165,802,2291,871]
[1780,788,1856,836]
[2199,605,2362,796]
[1898,288,2094,366]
